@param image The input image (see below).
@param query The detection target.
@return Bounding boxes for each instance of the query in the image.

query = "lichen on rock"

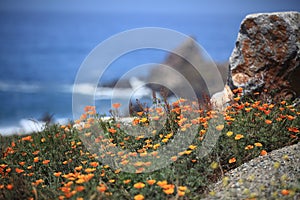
[228,11,300,102]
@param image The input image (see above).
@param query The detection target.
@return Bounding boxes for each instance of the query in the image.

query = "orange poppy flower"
[21,135,32,141]
[280,100,286,105]
[32,179,44,186]
[108,128,117,134]
[216,124,224,131]
[132,118,140,125]
[229,157,236,163]
[233,96,240,101]
[84,105,90,112]
[134,194,144,200]
[21,152,28,156]
[245,145,254,150]
[75,186,85,192]
[265,119,272,124]
[42,160,50,165]
[237,87,243,93]
[108,179,115,183]
[6,184,13,190]
[89,162,99,167]
[258,106,265,111]
[178,190,185,196]
[281,189,290,196]
[85,168,96,173]
[112,103,121,109]
[96,186,106,192]
[33,157,39,163]
[10,141,16,147]
[137,111,144,116]
[234,134,244,140]
[157,180,168,187]
[288,127,299,133]
[134,182,145,189]
[171,156,177,162]
[235,104,244,110]
[286,115,296,120]
[133,161,144,167]
[123,179,131,184]
[264,110,271,115]
[184,150,192,155]
[178,186,187,191]
[53,172,61,177]
[15,168,24,173]
[260,150,267,156]
[163,187,175,195]
[74,166,82,171]
[83,123,90,129]
[32,150,39,155]
[88,110,96,116]
[0,164,7,169]
[146,180,156,185]
[64,192,73,199]
[245,107,252,112]
[254,142,263,147]
[162,138,168,143]
[120,160,129,165]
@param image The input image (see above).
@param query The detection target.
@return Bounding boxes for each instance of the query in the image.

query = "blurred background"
[0,0,299,134]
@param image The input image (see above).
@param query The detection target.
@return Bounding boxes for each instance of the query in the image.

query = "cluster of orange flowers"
[0,147,44,196]
[222,88,299,164]
[131,180,187,200]
[1,89,299,199]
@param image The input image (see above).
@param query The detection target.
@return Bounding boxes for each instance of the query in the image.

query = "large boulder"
[228,11,300,102]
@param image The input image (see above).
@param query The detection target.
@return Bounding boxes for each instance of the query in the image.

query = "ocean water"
[0,10,244,134]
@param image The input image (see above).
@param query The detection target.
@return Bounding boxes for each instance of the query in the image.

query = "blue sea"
[0,10,244,134]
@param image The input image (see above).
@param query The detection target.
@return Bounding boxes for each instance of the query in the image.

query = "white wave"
[0,77,153,100]
[19,119,46,133]
[0,126,22,136]
[72,77,153,100]
[72,83,97,95]
[0,81,42,93]
[0,119,46,136]
[94,87,152,100]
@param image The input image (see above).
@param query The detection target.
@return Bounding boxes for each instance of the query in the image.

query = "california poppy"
[134,182,145,189]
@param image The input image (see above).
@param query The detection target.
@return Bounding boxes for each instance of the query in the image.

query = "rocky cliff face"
[228,11,300,101]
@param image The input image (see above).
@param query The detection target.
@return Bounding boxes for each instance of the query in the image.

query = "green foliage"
[0,96,299,199]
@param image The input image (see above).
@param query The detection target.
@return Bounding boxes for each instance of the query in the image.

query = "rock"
[203,143,300,199]
[148,37,227,102]
[228,11,300,102]
[210,85,234,110]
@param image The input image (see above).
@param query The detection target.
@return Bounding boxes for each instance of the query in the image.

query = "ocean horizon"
[0,10,250,135]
